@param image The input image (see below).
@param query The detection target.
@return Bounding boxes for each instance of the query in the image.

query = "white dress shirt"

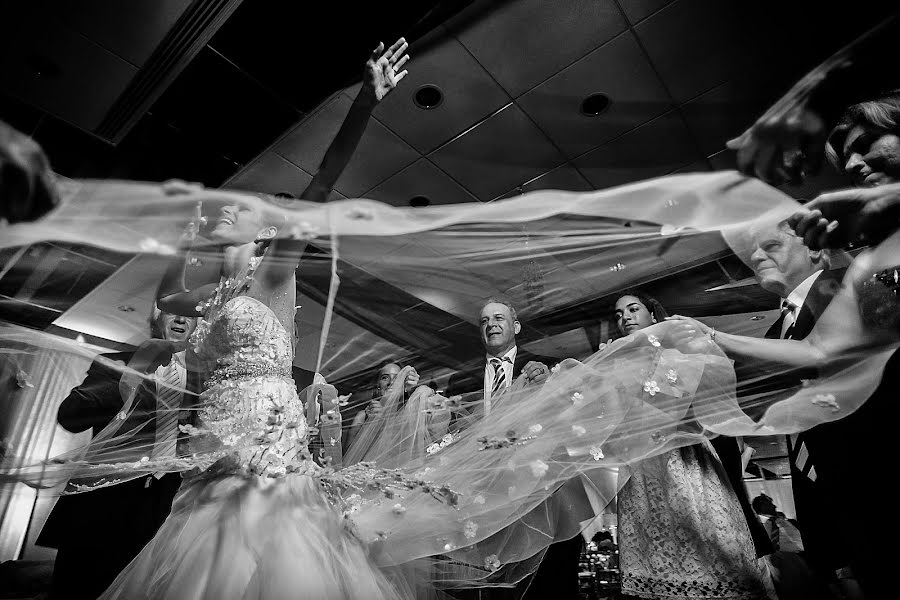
[781,270,823,338]
[483,345,517,416]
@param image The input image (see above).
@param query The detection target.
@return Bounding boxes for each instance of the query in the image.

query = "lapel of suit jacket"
[792,270,842,340]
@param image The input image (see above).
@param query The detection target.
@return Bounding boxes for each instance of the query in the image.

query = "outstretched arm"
[299,38,410,202]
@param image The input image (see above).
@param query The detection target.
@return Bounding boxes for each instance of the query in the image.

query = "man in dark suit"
[446,298,583,600]
[37,307,197,600]
[738,218,848,595]
[446,298,555,421]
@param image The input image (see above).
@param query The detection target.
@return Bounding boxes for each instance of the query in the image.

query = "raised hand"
[522,361,550,385]
[362,38,410,103]
[1,120,59,224]
[788,183,900,250]
[726,106,826,186]
[404,367,420,392]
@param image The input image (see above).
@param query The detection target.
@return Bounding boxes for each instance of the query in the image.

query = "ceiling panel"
[275,94,420,198]
[429,103,566,200]
[634,0,756,103]
[228,151,313,195]
[0,13,138,132]
[680,78,782,157]
[275,94,355,174]
[55,0,193,68]
[364,158,479,207]
[619,0,675,25]
[371,29,510,155]
[517,31,671,160]
[521,164,594,194]
[574,110,700,189]
[450,0,627,98]
[495,163,595,200]
[151,47,300,164]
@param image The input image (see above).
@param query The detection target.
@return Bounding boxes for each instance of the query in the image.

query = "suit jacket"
[37,344,199,550]
[726,270,844,559]
[445,349,557,398]
[445,348,557,430]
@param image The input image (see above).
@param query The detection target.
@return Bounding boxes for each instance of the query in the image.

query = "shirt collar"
[783,270,823,311]
[487,345,517,366]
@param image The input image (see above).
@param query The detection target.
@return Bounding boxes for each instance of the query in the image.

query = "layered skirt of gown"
[100,466,405,600]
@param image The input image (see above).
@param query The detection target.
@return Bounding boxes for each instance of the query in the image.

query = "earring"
[255,226,277,242]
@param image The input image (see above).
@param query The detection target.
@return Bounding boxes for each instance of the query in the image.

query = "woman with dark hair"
[610,292,771,600]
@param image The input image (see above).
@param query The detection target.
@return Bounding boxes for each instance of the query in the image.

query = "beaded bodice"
[188,270,314,478]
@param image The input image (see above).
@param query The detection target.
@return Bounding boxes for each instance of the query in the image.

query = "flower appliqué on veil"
[590,446,604,461]
[647,334,661,347]
[643,380,660,396]
[464,520,478,539]
[810,393,840,412]
[666,369,678,384]
[485,555,502,572]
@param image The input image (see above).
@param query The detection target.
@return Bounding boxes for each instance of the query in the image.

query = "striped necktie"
[490,357,508,397]
[152,360,183,477]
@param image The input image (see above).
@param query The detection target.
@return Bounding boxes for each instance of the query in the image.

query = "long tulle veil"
[2,170,899,588]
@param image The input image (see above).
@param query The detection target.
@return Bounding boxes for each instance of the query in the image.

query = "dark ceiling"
[0,0,473,186]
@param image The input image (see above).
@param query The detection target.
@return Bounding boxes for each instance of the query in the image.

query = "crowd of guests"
[2,16,899,600]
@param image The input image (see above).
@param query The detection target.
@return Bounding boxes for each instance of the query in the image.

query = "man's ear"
[513,320,521,335]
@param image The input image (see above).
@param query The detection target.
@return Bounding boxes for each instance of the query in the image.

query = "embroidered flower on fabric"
[810,393,840,412]
[643,380,660,396]
[473,495,486,505]
[392,503,406,515]
[485,555,502,572]
[248,256,263,270]
[329,436,337,446]
[178,423,202,436]
[550,363,561,374]
[15,369,34,389]
[442,433,454,445]
[337,393,352,407]
[139,456,150,463]
[464,520,479,539]
[647,334,661,347]
[426,443,441,455]
[529,460,549,478]
[666,369,678,384]
[571,391,584,403]
[444,543,457,552]
[528,423,543,435]
[590,446,604,461]
[116,411,128,421]
[572,425,586,437]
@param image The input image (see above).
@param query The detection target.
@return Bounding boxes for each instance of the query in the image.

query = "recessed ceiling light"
[409,196,431,207]
[414,85,443,110]
[581,93,611,117]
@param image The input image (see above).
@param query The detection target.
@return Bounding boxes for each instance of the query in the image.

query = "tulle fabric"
[99,467,409,600]
[2,171,899,593]
[344,367,452,468]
